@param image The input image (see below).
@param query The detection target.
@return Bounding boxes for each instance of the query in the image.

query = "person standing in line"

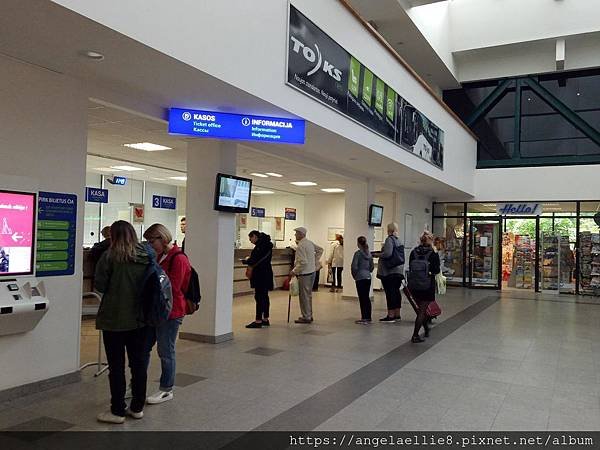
[179,217,186,253]
[142,223,192,404]
[90,226,111,264]
[351,236,374,324]
[328,234,344,292]
[409,231,440,343]
[375,223,405,323]
[243,230,274,328]
[290,227,323,324]
[94,221,152,424]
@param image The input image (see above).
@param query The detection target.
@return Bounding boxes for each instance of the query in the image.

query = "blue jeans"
[145,317,182,391]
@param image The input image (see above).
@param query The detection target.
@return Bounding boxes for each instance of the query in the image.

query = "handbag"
[426,300,442,317]
[435,272,447,295]
[245,250,272,280]
[290,277,300,296]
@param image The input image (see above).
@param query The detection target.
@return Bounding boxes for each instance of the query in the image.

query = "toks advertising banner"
[286,5,444,169]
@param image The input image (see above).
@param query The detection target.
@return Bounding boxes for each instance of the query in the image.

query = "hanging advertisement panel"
[287,5,444,169]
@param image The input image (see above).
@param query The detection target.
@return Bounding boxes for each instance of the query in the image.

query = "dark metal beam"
[465,79,512,127]
[523,76,600,148]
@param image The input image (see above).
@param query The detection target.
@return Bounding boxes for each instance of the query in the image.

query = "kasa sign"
[496,203,543,216]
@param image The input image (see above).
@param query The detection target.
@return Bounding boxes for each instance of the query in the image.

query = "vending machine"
[0,190,49,336]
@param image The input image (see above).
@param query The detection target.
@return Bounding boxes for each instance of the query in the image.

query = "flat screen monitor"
[0,190,37,277]
[368,204,384,227]
[214,173,252,213]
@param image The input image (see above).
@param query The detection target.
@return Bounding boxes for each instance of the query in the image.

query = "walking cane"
[286,275,292,323]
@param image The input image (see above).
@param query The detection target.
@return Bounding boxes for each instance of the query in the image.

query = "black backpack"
[408,248,433,291]
[169,252,202,315]
[385,236,405,268]
[138,246,173,326]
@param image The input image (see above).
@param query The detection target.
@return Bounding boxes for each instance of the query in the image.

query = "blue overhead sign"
[153,195,176,210]
[251,207,266,218]
[168,108,305,144]
[113,176,127,186]
[85,188,108,203]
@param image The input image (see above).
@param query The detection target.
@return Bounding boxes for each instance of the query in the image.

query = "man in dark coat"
[243,230,274,328]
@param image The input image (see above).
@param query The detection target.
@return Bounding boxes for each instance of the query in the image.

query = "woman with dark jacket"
[351,236,374,324]
[408,231,441,343]
[243,230,274,328]
[94,220,152,424]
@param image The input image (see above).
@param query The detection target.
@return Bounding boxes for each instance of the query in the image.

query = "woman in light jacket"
[328,234,344,292]
[374,223,405,323]
[351,236,374,324]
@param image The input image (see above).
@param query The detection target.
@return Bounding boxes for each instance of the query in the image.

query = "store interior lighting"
[110,165,145,171]
[123,142,172,151]
[168,176,187,181]
[252,190,275,195]
[290,181,317,186]
[250,172,269,178]
[265,172,283,177]
[321,188,345,193]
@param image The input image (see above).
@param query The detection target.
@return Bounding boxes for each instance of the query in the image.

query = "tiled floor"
[2,287,600,431]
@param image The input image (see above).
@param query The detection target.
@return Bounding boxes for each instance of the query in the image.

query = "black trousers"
[312,269,320,291]
[254,287,270,320]
[102,327,148,416]
[332,267,343,288]
[381,275,402,310]
[355,279,372,320]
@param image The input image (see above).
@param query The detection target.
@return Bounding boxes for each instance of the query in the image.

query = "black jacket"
[90,239,111,265]
[409,244,441,301]
[245,233,274,290]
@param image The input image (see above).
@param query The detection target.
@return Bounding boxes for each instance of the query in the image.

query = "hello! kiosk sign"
[496,203,543,216]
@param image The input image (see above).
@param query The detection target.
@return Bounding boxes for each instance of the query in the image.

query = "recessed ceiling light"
[110,165,145,171]
[250,172,269,178]
[577,92,581,96]
[265,172,283,177]
[252,190,275,195]
[290,181,317,186]
[527,98,532,101]
[124,142,172,151]
[93,167,124,172]
[321,188,345,193]
[168,176,187,181]
[80,50,105,61]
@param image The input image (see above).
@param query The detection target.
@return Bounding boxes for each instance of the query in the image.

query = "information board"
[36,191,77,277]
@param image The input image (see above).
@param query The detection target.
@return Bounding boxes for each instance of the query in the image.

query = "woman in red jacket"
[143,223,191,404]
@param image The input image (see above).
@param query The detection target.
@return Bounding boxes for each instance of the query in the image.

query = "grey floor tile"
[245,347,284,357]
[3,416,74,432]
[154,372,207,388]
[303,330,334,336]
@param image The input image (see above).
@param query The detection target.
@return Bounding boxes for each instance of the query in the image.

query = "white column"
[342,180,376,299]
[179,140,237,343]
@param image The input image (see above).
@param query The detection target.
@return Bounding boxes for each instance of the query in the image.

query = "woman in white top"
[328,234,344,292]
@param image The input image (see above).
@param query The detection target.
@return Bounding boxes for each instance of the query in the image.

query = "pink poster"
[0,191,35,275]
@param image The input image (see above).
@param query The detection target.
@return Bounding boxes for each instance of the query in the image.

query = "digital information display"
[168,108,305,144]
[215,174,252,213]
[369,204,384,227]
[0,191,36,277]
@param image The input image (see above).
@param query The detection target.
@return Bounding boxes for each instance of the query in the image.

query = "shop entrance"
[468,218,501,289]
[501,217,538,292]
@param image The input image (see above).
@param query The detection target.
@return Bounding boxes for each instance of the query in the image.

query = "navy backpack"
[138,244,173,326]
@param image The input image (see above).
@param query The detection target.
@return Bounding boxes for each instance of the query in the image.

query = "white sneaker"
[146,390,173,404]
[126,408,144,419]
[97,411,125,424]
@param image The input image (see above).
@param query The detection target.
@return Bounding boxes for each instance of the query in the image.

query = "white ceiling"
[347,0,460,90]
[87,101,351,195]
[2,0,470,199]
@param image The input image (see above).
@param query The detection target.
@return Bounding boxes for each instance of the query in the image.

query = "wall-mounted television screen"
[368,204,384,227]
[0,190,37,278]
[214,173,252,213]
